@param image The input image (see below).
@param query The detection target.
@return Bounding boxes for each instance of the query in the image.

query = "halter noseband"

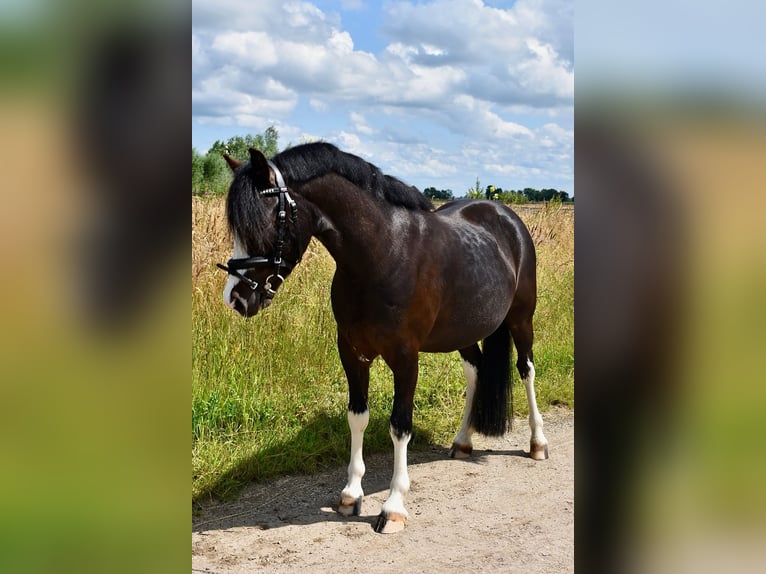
[216,160,301,298]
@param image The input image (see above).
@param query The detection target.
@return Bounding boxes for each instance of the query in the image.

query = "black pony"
[219,143,548,533]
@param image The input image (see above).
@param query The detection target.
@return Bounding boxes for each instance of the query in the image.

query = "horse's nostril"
[226,298,236,309]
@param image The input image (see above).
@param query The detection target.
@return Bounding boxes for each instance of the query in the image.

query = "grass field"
[192,197,573,502]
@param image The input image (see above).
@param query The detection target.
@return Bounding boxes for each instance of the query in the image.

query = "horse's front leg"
[337,332,371,517]
[375,348,418,534]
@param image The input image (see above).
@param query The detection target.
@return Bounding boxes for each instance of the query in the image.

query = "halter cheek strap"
[267,160,286,188]
[260,161,300,271]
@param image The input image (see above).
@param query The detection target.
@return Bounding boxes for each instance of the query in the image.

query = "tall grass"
[192,197,573,502]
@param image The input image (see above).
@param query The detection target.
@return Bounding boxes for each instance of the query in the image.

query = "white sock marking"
[382,425,411,518]
[523,360,547,446]
[341,410,369,503]
[453,360,478,447]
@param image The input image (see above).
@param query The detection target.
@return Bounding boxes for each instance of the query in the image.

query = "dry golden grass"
[192,196,230,289]
[191,197,573,293]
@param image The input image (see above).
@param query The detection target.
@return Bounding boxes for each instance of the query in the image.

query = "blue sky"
[192,0,573,196]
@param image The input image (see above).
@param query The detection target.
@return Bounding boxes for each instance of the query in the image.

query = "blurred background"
[0,0,764,572]
[0,1,189,572]
[576,1,766,572]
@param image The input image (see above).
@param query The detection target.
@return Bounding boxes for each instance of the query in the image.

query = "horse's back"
[434,199,535,270]
[436,199,531,237]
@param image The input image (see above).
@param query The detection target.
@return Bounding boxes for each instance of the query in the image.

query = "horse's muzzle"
[228,288,271,318]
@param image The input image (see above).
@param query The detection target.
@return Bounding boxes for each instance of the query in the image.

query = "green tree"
[540,188,557,201]
[193,127,281,195]
[523,187,539,201]
[423,187,454,201]
[208,126,280,162]
[192,147,205,195]
[201,153,228,195]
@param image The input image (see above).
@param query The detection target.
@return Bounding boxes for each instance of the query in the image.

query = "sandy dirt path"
[192,407,573,573]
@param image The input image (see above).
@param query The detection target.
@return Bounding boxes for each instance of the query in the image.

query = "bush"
[192,127,280,196]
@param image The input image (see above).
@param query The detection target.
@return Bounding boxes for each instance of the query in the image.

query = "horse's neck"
[295,176,398,272]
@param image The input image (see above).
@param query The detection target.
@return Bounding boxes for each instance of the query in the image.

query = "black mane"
[226,164,279,255]
[226,142,433,254]
[273,142,434,212]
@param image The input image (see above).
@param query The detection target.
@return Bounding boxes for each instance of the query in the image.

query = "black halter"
[217,161,301,297]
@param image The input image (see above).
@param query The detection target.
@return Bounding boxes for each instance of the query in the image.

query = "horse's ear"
[222,153,241,172]
[249,147,276,187]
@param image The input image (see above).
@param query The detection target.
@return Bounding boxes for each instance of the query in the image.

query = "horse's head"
[219,148,303,318]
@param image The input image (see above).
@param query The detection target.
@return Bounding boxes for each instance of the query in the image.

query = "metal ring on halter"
[263,274,285,297]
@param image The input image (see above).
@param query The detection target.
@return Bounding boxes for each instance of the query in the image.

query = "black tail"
[471,323,512,436]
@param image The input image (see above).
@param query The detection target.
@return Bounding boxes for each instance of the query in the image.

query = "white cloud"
[324,134,460,182]
[192,0,573,193]
[513,38,574,99]
[452,95,534,138]
[192,33,204,68]
[196,116,234,127]
[536,122,574,149]
[336,131,363,153]
[329,30,354,53]
[194,0,571,119]
[193,65,297,118]
[421,43,446,57]
[350,112,376,135]
[210,31,279,69]
[341,0,365,10]
[309,98,328,112]
[381,0,573,106]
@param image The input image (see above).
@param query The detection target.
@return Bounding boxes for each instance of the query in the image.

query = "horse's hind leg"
[449,344,481,458]
[509,312,549,460]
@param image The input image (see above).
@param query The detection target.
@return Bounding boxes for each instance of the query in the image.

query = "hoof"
[530,441,549,460]
[448,442,473,459]
[338,496,362,517]
[374,511,407,534]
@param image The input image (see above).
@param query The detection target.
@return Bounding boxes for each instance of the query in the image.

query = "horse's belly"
[420,304,508,353]
[419,266,514,351]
